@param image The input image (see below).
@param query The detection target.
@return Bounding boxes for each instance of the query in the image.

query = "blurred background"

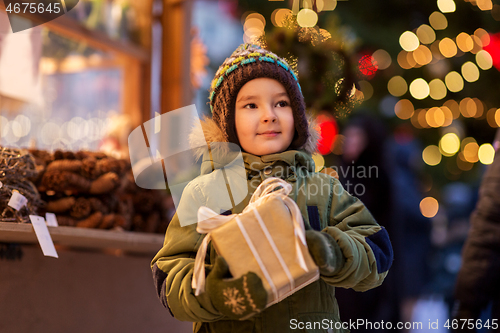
[0,0,499,332]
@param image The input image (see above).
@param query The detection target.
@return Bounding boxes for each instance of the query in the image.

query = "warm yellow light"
[394,99,414,119]
[358,80,374,100]
[456,32,474,52]
[312,153,325,172]
[417,109,430,128]
[244,17,265,32]
[460,98,476,118]
[463,142,480,163]
[413,45,433,65]
[438,0,456,13]
[476,50,493,70]
[316,0,337,11]
[477,0,493,11]
[439,38,458,58]
[423,145,442,166]
[388,76,408,97]
[445,71,464,93]
[429,11,448,30]
[486,108,500,128]
[429,79,447,100]
[409,78,430,100]
[416,24,436,44]
[372,49,392,70]
[475,28,490,46]
[397,51,412,69]
[420,197,439,218]
[440,132,460,156]
[441,106,454,126]
[461,62,480,82]
[271,8,292,27]
[478,143,495,164]
[297,9,318,27]
[433,107,446,127]
[443,100,460,119]
[400,31,420,52]
[473,98,484,118]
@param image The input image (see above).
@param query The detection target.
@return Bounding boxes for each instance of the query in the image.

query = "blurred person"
[335,114,399,332]
[452,129,500,332]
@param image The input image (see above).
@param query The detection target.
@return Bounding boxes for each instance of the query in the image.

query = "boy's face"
[235,78,295,156]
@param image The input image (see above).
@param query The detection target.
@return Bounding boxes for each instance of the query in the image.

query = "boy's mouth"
[258,131,280,137]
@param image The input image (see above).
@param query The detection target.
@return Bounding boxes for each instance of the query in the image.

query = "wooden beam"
[0,3,149,62]
[0,222,164,255]
[161,0,193,113]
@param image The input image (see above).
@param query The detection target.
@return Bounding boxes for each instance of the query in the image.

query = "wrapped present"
[192,177,319,308]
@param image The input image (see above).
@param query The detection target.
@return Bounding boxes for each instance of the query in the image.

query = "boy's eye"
[276,100,289,108]
[244,103,258,109]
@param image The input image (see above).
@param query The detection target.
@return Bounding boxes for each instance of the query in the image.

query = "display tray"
[0,222,164,255]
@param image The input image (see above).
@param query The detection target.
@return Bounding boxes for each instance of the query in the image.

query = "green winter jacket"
[151,117,393,333]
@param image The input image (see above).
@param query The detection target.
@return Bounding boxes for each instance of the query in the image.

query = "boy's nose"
[261,105,277,123]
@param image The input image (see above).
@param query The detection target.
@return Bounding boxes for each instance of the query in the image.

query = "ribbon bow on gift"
[192,177,309,297]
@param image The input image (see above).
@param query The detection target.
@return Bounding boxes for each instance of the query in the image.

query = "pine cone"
[70,197,92,219]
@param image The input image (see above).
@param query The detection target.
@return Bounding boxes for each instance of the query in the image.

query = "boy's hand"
[206,256,267,320]
[305,229,344,276]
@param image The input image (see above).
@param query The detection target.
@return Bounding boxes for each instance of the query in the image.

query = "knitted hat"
[209,44,309,151]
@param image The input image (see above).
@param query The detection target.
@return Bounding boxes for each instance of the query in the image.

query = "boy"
[151,44,393,333]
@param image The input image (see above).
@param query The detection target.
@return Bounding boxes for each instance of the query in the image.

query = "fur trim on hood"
[189,115,319,161]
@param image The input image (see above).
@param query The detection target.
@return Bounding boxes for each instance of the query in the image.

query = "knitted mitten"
[305,229,344,276]
[206,257,268,320]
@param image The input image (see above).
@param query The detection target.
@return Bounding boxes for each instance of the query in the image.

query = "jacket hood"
[188,114,320,163]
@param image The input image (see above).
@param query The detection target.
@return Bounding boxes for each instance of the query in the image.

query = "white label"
[29,215,58,258]
[45,213,59,227]
[8,190,28,210]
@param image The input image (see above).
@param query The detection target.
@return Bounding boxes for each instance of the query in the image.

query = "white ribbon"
[192,177,309,296]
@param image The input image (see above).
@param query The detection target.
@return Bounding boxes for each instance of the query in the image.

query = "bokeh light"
[457,152,474,171]
[417,24,436,44]
[413,45,433,65]
[478,143,495,164]
[443,99,461,119]
[400,31,420,52]
[461,62,480,82]
[388,76,408,97]
[358,80,374,100]
[297,8,318,27]
[394,99,414,119]
[463,141,480,163]
[12,114,31,137]
[316,0,338,11]
[372,49,392,70]
[456,32,474,52]
[445,71,464,92]
[409,78,430,100]
[459,98,478,118]
[429,11,448,30]
[397,51,412,69]
[477,0,493,11]
[440,132,460,156]
[476,50,493,70]
[420,197,439,218]
[429,79,447,100]
[486,108,500,127]
[312,153,325,172]
[0,116,8,137]
[438,0,456,13]
[271,8,292,27]
[423,145,442,166]
[40,122,62,146]
[439,38,458,58]
[426,107,446,127]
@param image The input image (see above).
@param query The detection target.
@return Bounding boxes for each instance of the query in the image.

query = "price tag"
[45,213,59,227]
[29,215,58,258]
[8,190,28,210]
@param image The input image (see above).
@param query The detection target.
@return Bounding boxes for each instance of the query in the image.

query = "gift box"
[192,177,319,308]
